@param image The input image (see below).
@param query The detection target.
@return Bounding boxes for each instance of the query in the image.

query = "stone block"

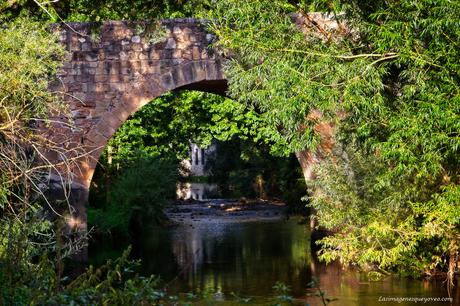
[120,96,141,115]
[139,52,149,60]
[70,67,82,76]
[160,73,175,90]
[189,34,197,42]
[176,41,190,49]
[97,122,117,139]
[81,42,93,51]
[108,74,121,82]
[83,83,107,93]
[182,27,193,34]
[74,74,93,83]
[119,51,129,60]
[98,50,106,61]
[129,61,142,71]
[116,59,127,68]
[102,114,124,131]
[205,60,218,80]
[72,92,86,103]
[105,51,120,60]
[82,100,96,108]
[132,44,143,52]
[193,61,206,81]
[82,67,96,75]
[162,49,173,59]
[69,41,81,51]
[157,60,170,72]
[62,75,75,84]
[84,51,99,61]
[150,50,161,60]
[192,46,201,60]
[171,66,185,87]
[94,75,107,82]
[61,62,73,69]
[182,51,192,60]
[121,75,134,82]
[128,51,138,60]
[121,67,132,75]
[181,62,196,84]
[173,49,182,58]
[165,38,177,49]
[101,61,121,75]
[109,83,126,91]
[71,109,90,119]
[112,105,131,123]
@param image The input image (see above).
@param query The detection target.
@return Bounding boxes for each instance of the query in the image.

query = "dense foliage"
[207,138,306,209]
[1,0,459,303]
[0,19,65,206]
[205,0,460,279]
[90,158,177,236]
[90,89,305,233]
[1,0,208,21]
[0,18,85,304]
[97,90,272,166]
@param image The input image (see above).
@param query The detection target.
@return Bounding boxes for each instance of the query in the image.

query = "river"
[89,209,458,305]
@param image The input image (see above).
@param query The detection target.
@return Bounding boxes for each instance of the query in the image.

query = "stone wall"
[45,19,226,190]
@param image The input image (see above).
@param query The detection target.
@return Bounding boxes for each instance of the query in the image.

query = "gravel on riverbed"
[165,199,287,224]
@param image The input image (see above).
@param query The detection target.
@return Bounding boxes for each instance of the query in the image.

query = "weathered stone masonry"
[45,19,227,232]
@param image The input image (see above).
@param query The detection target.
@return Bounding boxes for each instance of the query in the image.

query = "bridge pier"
[47,176,89,262]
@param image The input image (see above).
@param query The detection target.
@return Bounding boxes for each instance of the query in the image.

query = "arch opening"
[89,86,310,274]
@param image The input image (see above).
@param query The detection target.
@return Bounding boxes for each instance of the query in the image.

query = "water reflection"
[176,182,219,200]
[90,218,458,305]
[134,220,311,296]
[307,257,457,306]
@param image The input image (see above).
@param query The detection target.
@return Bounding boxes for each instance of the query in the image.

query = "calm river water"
[89,217,458,305]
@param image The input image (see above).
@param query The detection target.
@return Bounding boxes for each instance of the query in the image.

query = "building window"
[201,148,205,165]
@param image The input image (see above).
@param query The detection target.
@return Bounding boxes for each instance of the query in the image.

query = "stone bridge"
[44,15,337,247]
[44,19,228,233]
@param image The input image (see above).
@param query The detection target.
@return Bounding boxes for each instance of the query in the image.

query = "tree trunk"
[295,149,318,182]
[448,239,458,296]
[296,111,336,231]
[295,149,319,230]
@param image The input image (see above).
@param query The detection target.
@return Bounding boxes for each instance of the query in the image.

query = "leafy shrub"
[89,157,177,235]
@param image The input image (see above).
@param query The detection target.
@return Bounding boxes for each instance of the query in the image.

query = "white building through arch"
[188,141,216,177]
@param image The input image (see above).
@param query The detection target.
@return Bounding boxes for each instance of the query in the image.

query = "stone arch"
[44,17,330,244]
[81,68,227,189]
[45,19,227,234]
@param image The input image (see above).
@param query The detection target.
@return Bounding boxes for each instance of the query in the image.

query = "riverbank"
[165,198,288,224]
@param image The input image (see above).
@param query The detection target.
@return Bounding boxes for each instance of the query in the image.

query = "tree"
[0,17,66,230]
[0,17,78,303]
[0,9,195,306]
[90,89,304,229]
[98,90,274,168]
[205,0,460,281]
[1,0,210,22]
